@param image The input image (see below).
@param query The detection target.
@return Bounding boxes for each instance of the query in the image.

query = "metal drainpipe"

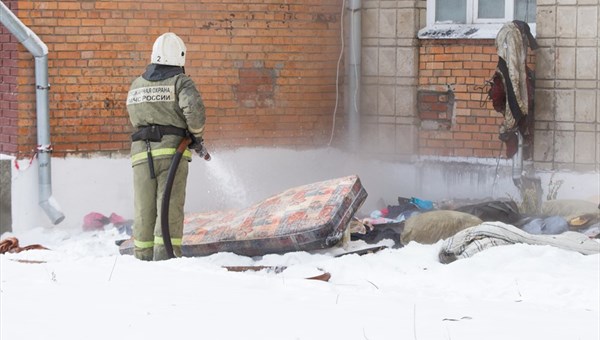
[347,0,361,152]
[1,2,65,224]
[512,130,523,188]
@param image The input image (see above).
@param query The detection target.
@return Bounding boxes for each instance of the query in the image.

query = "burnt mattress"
[119,175,367,257]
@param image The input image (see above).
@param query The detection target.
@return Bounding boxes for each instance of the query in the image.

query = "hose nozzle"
[189,135,211,161]
[198,146,211,161]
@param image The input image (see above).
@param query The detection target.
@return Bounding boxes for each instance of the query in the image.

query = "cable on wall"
[327,0,346,146]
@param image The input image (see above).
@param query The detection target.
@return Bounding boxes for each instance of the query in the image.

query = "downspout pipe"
[1,2,65,224]
[512,130,523,188]
[347,0,361,152]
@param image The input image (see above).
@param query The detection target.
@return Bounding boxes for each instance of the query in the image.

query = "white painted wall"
[6,148,599,235]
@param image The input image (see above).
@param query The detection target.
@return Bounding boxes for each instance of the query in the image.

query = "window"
[513,0,536,23]
[430,0,536,25]
[435,0,467,23]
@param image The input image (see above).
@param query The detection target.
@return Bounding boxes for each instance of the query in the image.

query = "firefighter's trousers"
[132,157,188,261]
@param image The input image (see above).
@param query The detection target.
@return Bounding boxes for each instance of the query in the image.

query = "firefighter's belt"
[131,125,187,142]
[131,125,188,179]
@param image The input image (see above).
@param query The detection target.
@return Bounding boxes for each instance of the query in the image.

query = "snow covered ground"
[1,225,598,340]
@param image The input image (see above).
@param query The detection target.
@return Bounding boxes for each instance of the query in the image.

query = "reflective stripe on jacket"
[130,147,192,164]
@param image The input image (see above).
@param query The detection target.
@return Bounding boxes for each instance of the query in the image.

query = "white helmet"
[150,32,186,67]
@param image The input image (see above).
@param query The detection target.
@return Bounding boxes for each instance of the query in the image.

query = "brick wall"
[1,0,345,158]
[418,39,504,158]
[0,1,19,155]
[417,39,536,159]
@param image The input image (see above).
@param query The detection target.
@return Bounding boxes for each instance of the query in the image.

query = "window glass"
[514,0,536,23]
[436,0,467,23]
[478,0,505,19]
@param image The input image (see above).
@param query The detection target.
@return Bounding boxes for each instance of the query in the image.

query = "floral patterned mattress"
[119,175,367,257]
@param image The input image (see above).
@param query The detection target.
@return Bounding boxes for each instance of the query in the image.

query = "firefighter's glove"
[188,138,206,155]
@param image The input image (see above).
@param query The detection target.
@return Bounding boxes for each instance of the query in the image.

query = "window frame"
[427,0,533,25]
[422,0,535,39]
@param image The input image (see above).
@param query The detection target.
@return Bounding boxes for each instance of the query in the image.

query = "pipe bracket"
[37,144,53,153]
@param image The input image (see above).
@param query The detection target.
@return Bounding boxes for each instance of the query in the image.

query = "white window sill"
[418,23,536,40]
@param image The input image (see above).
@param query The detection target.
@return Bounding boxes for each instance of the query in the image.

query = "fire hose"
[161,136,210,259]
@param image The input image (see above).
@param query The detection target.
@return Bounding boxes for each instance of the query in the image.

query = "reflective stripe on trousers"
[134,237,182,249]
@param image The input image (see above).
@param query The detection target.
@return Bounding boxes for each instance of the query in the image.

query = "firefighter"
[126,32,206,261]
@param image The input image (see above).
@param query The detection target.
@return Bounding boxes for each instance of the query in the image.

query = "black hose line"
[161,137,191,259]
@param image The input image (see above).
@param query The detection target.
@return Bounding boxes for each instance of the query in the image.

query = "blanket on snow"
[439,222,600,264]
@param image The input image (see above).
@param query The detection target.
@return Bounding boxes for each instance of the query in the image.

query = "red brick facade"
[0,0,19,155]
[1,2,536,160]
[1,0,346,158]
[418,39,535,158]
[418,39,504,158]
